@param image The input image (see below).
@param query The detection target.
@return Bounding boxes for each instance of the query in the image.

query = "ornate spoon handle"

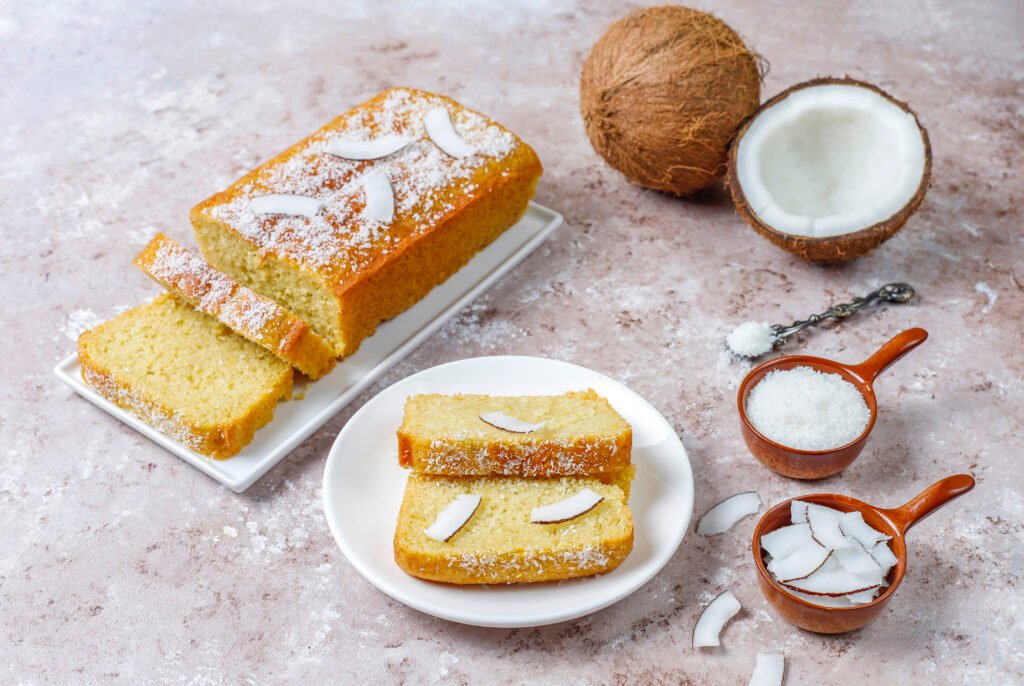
[772,283,916,343]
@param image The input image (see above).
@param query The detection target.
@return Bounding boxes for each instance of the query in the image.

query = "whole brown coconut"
[580,5,763,195]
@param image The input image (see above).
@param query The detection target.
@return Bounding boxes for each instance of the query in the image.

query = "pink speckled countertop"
[3,1,1022,683]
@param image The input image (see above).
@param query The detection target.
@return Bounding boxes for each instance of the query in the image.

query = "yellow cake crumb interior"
[402,391,630,442]
[398,474,631,554]
[194,221,342,352]
[79,294,292,424]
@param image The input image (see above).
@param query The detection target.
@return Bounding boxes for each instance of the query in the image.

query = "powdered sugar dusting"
[206,88,519,278]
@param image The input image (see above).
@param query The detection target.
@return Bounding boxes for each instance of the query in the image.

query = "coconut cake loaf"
[190,87,543,358]
[394,473,634,584]
[397,390,632,477]
[134,233,336,380]
[78,293,293,459]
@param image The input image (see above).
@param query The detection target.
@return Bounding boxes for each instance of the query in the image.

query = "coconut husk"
[727,77,932,263]
[580,6,764,195]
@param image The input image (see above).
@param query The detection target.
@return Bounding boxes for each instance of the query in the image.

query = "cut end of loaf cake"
[134,233,336,379]
[190,87,542,358]
[397,389,633,476]
[78,293,293,458]
[394,473,634,584]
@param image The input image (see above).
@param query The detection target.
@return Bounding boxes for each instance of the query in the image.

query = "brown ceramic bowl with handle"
[737,328,928,479]
[752,474,975,634]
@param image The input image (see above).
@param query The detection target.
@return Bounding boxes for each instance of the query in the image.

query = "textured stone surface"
[2,1,1022,683]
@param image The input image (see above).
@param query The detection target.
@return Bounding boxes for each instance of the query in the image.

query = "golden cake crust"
[397,390,633,477]
[190,87,542,357]
[134,233,336,379]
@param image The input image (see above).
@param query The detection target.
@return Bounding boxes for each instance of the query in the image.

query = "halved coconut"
[728,78,931,262]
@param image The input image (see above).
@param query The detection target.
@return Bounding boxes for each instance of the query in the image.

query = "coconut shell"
[580,6,763,195]
[727,77,932,263]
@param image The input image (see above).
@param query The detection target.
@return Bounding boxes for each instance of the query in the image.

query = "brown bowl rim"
[751,494,907,613]
[737,354,879,456]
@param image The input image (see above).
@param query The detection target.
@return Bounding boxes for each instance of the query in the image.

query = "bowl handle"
[849,328,929,386]
[881,474,976,536]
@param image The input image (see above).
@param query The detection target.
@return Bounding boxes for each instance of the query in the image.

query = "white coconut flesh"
[762,499,899,604]
[735,84,927,238]
[692,590,742,648]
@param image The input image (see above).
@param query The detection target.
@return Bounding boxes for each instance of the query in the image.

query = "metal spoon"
[731,283,917,359]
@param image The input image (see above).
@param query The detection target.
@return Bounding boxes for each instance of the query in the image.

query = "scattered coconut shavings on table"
[745,366,870,450]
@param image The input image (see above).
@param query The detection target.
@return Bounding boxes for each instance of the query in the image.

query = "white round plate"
[322,356,693,628]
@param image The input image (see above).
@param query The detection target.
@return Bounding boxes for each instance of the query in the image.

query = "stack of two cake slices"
[393,390,636,584]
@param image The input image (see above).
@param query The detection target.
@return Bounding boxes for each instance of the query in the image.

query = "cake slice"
[134,233,336,379]
[78,293,293,458]
[394,473,634,584]
[397,390,632,477]
[190,87,542,358]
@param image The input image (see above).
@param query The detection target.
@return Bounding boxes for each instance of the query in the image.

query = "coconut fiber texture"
[580,5,763,195]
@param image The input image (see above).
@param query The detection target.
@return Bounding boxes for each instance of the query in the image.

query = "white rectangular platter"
[54,202,563,493]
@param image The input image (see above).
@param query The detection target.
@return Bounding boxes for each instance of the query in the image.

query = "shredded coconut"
[726,321,776,358]
[745,366,870,450]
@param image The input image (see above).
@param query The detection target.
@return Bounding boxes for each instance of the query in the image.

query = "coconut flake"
[767,539,832,582]
[846,588,882,605]
[696,492,761,536]
[760,522,813,559]
[807,504,854,549]
[833,543,883,576]
[782,557,883,596]
[361,170,394,223]
[531,488,604,524]
[869,540,898,572]
[479,411,546,434]
[838,510,890,549]
[248,194,323,218]
[748,649,785,686]
[692,590,741,648]
[424,107,475,158]
[791,500,810,524]
[324,134,411,160]
[424,493,482,542]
